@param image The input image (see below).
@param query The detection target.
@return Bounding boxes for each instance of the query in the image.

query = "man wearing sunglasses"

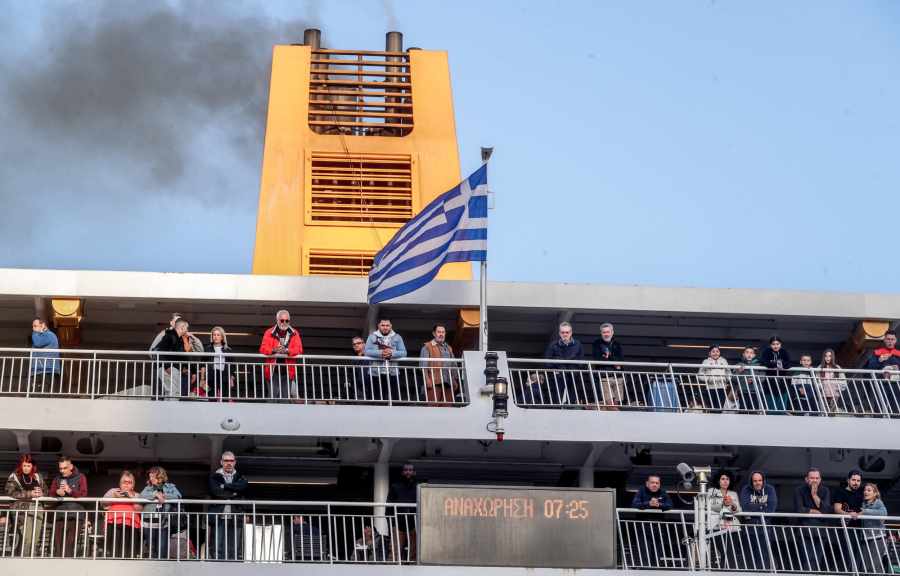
[260,310,303,403]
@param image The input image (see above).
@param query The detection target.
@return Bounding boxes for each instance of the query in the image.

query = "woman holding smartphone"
[101,471,143,558]
[5,454,48,557]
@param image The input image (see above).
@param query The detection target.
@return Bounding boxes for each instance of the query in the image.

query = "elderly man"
[365,317,407,403]
[260,310,303,403]
[592,323,625,410]
[419,324,459,406]
[545,322,586,406]
[30,317,60,393]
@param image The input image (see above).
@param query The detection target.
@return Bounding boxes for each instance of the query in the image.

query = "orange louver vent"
[309,152,414,225]
[307,249,377,277]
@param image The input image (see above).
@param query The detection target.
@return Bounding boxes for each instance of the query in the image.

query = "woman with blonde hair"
[818,349,847,413]
[859,483,888,573]
[201,327,236,402]
[101,471,143,557]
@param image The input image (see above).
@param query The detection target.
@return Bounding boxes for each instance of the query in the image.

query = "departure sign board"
[418,485,616,568]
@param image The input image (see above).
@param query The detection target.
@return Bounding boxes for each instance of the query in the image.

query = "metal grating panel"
[309,152,413,225]
[307,249,377,277]
[308,49,412,137]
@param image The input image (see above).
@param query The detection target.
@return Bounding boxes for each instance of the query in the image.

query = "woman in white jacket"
[707,469,742,569]
[699,346,731,410]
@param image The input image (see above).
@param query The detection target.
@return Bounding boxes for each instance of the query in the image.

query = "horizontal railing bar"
[0,348,462,362]
[308,120,411,128]
[0,496,415,507]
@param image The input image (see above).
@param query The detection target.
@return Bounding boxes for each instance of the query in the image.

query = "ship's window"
[75,436,105,455]
[308,152,414,225]
[307,249,377,277]
[308,49,412,137]
[41,436,63,452]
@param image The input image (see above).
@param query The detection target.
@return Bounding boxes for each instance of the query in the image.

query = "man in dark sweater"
[630,475,674,568]
[794,468,831,572]
[545,322,586,406]
[833,470,864,572]
[386,463,418,562]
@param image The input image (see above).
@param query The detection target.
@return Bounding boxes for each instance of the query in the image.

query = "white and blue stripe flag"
[367,165,488,304]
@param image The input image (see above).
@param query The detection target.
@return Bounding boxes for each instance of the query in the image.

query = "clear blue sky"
[1,0,897,294]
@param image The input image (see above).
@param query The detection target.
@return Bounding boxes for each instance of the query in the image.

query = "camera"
[221,418,240,432]
[676,462,695,487]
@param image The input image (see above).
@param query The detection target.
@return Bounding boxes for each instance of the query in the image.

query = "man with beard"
[419,324,460,406]
[740,470,777,570]
[365,317,408,403]
[794,468,831,572]
[833,470,864,572]
[207,451,248,560]
[386,463,418,563]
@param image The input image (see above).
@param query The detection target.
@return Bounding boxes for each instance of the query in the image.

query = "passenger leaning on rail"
[101,471,142,558]
[30,317,60,393]
[139,466,182,560]
[387,463,418,563]
[50,456,88,557]
[759,335,792,414]
[5,453,48,557]
[630,474,674,568]
[833,469,864,572]
[790,355,816,416]
[859,483,889,574]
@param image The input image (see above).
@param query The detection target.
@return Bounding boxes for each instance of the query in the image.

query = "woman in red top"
[101,471,144,558]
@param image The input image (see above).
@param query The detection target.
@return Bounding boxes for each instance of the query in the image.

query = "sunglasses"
[222,459,236,463]
[278,320,290,324]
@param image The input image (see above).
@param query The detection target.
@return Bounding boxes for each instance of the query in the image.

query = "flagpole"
[479,147,493,352]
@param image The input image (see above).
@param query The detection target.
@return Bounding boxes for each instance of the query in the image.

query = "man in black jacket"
[207,451,248,560]
[794,468,831,572]
[386,463,418,563]
[630,475,674,568]
[155,319,198,397]
[545,322,586,406]
[592,323,625,410]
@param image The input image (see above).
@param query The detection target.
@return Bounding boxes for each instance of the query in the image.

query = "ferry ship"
[1,28,899,576]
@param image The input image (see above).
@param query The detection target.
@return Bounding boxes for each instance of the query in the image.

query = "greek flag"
[367,165,488,304]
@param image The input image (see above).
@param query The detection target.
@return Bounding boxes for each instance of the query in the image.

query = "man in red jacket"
[260,310,303,403]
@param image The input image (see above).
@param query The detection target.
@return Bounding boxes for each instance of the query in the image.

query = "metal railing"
[509,358,900,417]
[0,497,415,563]
[0,348,468,406]
[617,509,900,574]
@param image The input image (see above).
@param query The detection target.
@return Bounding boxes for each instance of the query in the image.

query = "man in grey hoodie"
[739,470,777,570]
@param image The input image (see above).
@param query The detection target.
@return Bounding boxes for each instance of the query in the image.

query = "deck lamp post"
[482,352,507,440]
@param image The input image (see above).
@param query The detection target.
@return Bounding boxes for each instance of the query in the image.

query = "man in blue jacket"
[630,475,674,568]
[207,451,248,560]
[545,322,586,406]
[740,470,777,570]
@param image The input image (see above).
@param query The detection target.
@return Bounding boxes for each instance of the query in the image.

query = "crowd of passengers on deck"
[2,453,418,562]
[628,468,896,574]
[23,314,900,411]
[535,322,900,414]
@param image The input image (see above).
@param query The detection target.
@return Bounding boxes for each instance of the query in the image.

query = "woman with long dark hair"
[4,454,48,556]
[759,335,792,414]
[706,469,742,569]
